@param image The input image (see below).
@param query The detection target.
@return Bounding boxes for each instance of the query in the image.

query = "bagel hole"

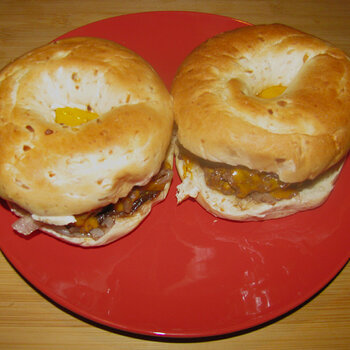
[244,46,313,97]
[257,85,287,99]
[54,107,99,126]
[36,65,139,127]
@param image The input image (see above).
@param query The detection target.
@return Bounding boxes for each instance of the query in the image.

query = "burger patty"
[202,165,298,203]
[180,150,299,203]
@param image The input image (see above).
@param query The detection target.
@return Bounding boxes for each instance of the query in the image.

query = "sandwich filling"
[178,149,301,204]
[12,161,173,240]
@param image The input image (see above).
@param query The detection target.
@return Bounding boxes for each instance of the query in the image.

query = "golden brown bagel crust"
[171,24,350,183]
[0,37,173,217]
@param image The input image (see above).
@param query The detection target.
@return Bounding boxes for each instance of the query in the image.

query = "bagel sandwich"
[0,37,174,246]
[171,23,350,221]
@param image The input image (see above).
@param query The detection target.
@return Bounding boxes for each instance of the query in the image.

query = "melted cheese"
[257,85,287,99]
[182,155,297,200]
[55,107,99,126]
[74,213,99,232]
[182,156,193,179]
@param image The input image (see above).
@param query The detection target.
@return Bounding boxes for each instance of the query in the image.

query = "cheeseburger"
[171,24,350,220]
[0,37,174,246]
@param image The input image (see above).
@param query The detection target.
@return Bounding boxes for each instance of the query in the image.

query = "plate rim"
[0,10,349,339]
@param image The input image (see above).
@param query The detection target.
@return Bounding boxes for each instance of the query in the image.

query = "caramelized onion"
[90,228,104,240]
[12,216,40,236]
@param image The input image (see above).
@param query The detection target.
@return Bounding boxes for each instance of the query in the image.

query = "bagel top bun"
[172,23,350,184]
[0,37,173,220]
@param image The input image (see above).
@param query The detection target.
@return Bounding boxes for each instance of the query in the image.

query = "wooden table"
[0,1,349,349]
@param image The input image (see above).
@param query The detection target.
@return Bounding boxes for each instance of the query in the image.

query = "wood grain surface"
[0,1,349,349]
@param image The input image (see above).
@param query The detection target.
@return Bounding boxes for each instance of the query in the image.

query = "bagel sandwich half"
[0,37,174,246]
[171,24,350,221]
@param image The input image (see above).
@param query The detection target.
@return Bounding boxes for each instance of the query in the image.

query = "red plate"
[0,11,349,338]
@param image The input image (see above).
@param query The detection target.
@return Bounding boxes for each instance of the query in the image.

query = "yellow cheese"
[74,212,99,232]
[186,155,298,200]
[182,156,193,179]
[257,85,287,99]
[55,107,99,126]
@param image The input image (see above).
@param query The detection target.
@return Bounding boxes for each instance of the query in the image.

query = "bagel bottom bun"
[9,140,174,247]
[175,144,343,221]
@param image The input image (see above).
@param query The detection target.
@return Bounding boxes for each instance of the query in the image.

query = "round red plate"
[0,11,349,338]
